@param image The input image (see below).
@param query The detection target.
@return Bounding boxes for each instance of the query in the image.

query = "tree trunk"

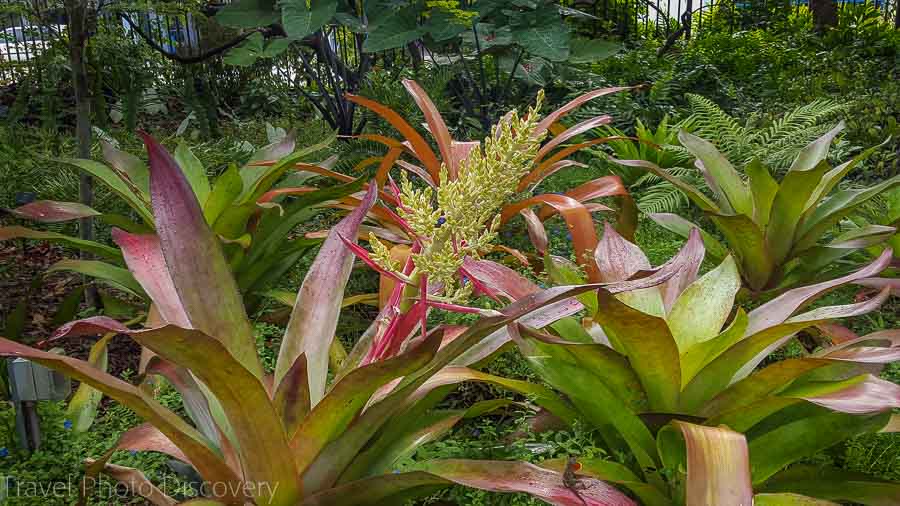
[66,0,99,307]
[895,0,899,29]
[810,0,838,31]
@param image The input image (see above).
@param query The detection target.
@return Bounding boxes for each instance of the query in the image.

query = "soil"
[0,242,140,377]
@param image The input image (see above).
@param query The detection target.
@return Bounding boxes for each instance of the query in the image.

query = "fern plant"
[618,95,853,213]
[681,94,853,169]
[590,116,698,213]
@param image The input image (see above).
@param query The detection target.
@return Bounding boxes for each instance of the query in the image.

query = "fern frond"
[683,94,747,157]
[758,99,849,148]
[762,123,837,170]
[632,165,696,188]
[637,182,689,213]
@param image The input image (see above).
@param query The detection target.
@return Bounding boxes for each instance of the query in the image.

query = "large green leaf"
[681,290,888,412]
[275,184,376,404]
[754,493,840,505]
[0,226,123,261]
[765,160,832,265]
[60,158,153,224]
[512,21,570,61]
[47,259,146,300]
[204,164,243,225]
[215,0,279,28]
[102,140,149,196]
[679,130,753,215]
[283,0,337,39]
[568,38,622,63]
[794,174,900,253]
[345,399,512,480]
[679,308,748,389]
[66,332,114,433]
[174,143,210,206]
[515,328,655,464]
[421,10,467,42]
[698,358,831,418]
[746,159,779,228]
[128,325,299,504]
[788,122,844,173]
[363,12,424,52]
[0,336,241,494]
[395,366,580,425]
[224,32,291,66]
[291,329,442,478]
[594,289,681,412]
[667,255,741,353]
[709,213,775,291]
[748,410,890,484]
[303,283,652,490]
[141,133,263,379]
[760,465,900,506]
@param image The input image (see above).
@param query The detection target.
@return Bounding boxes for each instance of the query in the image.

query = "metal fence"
[567,0,898,38]
[0,0,897,87]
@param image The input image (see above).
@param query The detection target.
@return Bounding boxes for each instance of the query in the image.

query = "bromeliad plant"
[343,79,638,266]
[616,122,900,294]
[618,123,900,294]
[471,223,900,504]
[0,133,354,314]
[0,132,680,505]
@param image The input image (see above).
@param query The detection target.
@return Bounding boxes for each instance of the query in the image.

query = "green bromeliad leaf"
[765,160,832,265]
[748,409,890,484]
[760,465,900,505]
[594,289,681,412]
[667,255,741,354]
[47,259,146,300]
[174,142,211,206]
[66,332,114,433]
[0,226,123,261]
[709,212,775,291]
[60,157,154,224]
[679,130,753,215]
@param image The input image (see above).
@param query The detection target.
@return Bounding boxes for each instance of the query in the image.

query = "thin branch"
[119,12,260,64]
[499,47,524,107]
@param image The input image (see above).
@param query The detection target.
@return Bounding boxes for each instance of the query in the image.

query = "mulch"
[0,242,140,377]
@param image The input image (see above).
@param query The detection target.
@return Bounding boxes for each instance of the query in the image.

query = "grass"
[1,382,194,505]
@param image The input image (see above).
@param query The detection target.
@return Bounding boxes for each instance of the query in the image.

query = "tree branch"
[119,12,262,64]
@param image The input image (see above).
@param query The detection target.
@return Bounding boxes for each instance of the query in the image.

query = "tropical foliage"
[0,133,664,505]
[1,133,348,314]
[466,223,900,504]
[616,124,900,293]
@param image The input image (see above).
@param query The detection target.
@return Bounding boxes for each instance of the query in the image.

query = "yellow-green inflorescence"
[370,91,547,301]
